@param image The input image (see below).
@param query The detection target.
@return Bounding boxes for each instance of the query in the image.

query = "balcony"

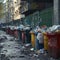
[20,2,45,14]
[20,0,53,16]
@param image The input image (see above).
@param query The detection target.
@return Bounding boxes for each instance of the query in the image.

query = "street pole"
[53,0,60,25]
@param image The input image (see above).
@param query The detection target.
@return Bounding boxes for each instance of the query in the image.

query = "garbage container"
[9,29,14,36]
[21,30,25,43]
[30,31,35,48]
[18,29,22,42]
[14,29,18,38]
[47,32,60,59]
[6,27,10,34]
[25,29,31,43]
[2,27,6,31]
[43,32,48,51]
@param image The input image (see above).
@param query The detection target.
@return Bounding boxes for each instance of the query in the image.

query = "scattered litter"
[22,46,25,49]
[1,53,6,58]
[33,54,39,57]
[30,48,34,51]
[19,55,25,58]
[36,50,40,54]
[25,43,31,47]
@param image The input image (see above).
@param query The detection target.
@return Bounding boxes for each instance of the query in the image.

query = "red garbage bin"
[47,32,60,59]
[21,30,25,43]
[9,29,14,36]
[14,29,18,38]
[6,27,10,34]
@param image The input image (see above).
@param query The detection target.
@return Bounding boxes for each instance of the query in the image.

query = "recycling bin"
[2,27,6,31]
[43,32,48,51]
[6,27,10,34]
[47,32,60,59]
[13,29,18,38]
[25,29,31,43]
[17,30,22,42]
[9,29,14,36]
[17,29,25,43]
[21,30,25,43]
[30,31,35,48]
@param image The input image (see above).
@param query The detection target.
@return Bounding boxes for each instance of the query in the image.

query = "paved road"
[0,31,28,60]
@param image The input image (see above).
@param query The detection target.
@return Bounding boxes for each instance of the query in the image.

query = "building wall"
[13,0,20,20]
[5,0,25,23]
[0,2,6,23]
[12,0,25,20]
[5,0,13,23]
[20,1,29,13]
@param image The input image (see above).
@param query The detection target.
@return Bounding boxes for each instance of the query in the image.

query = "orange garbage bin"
[30,31,35,48]
[43,32,48,51]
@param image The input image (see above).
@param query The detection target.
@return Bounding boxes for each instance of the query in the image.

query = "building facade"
[5,0,25,23]
[5,0,13,23]
[13,0,25,20]
[0,2,6,23]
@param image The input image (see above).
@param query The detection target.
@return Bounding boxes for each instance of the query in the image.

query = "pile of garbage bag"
[47,25,60,33]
